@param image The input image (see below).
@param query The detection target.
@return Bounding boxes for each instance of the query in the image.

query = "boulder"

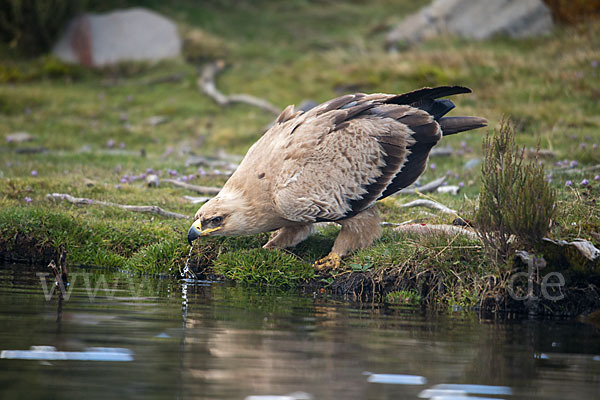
[53,8,181,67]
[387,0,553,49]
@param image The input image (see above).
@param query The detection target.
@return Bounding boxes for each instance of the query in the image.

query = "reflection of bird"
[188,86,487,269]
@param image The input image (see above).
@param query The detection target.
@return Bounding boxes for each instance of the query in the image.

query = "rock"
[386,0,553,49]
[464,158,481,170]
[437,185,461,195]
[146,115,168,126]
[146,174,160,187]
[541,238,600,275]
[6,132,34,143]
[53,8,181,67]
[83,178,96,187]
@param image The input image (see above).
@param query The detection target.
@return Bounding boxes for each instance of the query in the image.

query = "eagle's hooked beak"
[187,220,221,245]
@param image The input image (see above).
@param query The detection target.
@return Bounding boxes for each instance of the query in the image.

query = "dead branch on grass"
[46,193,190,220]
[398,176,447,195]
[161,178,221,194]
[394,224,478,240]
[398,199,457,215]
[198,61,280,115]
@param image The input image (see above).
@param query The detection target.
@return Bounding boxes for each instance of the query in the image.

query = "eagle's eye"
[211,216,223,225]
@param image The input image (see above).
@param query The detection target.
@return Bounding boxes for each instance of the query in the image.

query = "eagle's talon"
[313,252,342,271]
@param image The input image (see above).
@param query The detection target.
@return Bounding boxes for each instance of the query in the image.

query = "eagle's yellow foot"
[313,252,342,271]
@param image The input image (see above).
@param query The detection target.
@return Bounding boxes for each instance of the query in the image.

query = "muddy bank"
[2,233,599,317]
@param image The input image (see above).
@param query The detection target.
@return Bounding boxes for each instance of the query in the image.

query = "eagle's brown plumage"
[188,86,487,269]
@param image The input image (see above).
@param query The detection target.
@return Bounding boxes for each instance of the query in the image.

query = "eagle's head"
[187,190,261,244]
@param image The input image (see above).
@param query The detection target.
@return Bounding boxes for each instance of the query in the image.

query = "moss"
[212,248,315,286]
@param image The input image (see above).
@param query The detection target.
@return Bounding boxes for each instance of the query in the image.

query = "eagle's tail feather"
[439,116,488,136]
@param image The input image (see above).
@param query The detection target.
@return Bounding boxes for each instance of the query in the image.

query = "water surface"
[0,264,598,399]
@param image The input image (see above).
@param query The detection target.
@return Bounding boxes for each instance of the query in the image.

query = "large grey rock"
[53,8,181,67]
[387,0,553,49]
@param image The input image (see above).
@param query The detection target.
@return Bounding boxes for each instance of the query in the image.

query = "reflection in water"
[0,264,599,400]
[1,346,133,361]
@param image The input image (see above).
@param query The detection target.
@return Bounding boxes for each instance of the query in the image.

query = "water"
[0,263,599,400]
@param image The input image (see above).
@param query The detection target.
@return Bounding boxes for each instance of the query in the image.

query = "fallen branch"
[399,176,447,195]
[162,179,221,194]
[381,220,415,227]
[198,61,281,115]
[429,146,453,157]
[551,164,600,175]
[394,224,478,240]
[398,199,457,215]
[184,195,214,204]
[46,193,190,220]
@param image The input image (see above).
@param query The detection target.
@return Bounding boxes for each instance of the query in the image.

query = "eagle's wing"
[271,88,470,223]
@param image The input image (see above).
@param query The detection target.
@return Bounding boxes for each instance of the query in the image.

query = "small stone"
[6,132,34,143]
[83,178,96,187]
[146,174,160,187]
[147,115,168,126]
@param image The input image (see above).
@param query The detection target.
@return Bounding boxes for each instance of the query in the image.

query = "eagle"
[187,86,487,269]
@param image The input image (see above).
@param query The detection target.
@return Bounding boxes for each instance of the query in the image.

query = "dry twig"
[394,224,478,240]
[398,176,447,195]
[398,199,457,215]
[161,178,221,194]
[46,193,190,220]
[198,61,280,115]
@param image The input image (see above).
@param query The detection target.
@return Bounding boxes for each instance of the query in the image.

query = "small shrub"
[543,0,600,24]
[475,120,556,263]
[0,0,86,54]
[181,27,229,63]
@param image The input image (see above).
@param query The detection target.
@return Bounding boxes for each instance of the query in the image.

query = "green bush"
[475,120,556,263]
[543,0,600,24]
[0,0,85,54]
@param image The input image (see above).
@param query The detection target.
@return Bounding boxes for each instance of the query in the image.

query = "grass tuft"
[212,248,315,286]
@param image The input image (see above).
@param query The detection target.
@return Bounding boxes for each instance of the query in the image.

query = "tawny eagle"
[188,86,487,269]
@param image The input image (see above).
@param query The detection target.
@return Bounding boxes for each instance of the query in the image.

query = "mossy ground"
[1,1,599,314]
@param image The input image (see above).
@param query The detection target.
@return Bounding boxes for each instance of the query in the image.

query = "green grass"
[1,1,599,309]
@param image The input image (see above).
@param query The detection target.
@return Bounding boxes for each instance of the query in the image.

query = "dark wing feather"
[385,86,471,105]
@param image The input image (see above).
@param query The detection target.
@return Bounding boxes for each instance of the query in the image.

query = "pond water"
[0,264,599,400]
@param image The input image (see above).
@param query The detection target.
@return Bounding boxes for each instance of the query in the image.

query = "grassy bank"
[1,1,599,314]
